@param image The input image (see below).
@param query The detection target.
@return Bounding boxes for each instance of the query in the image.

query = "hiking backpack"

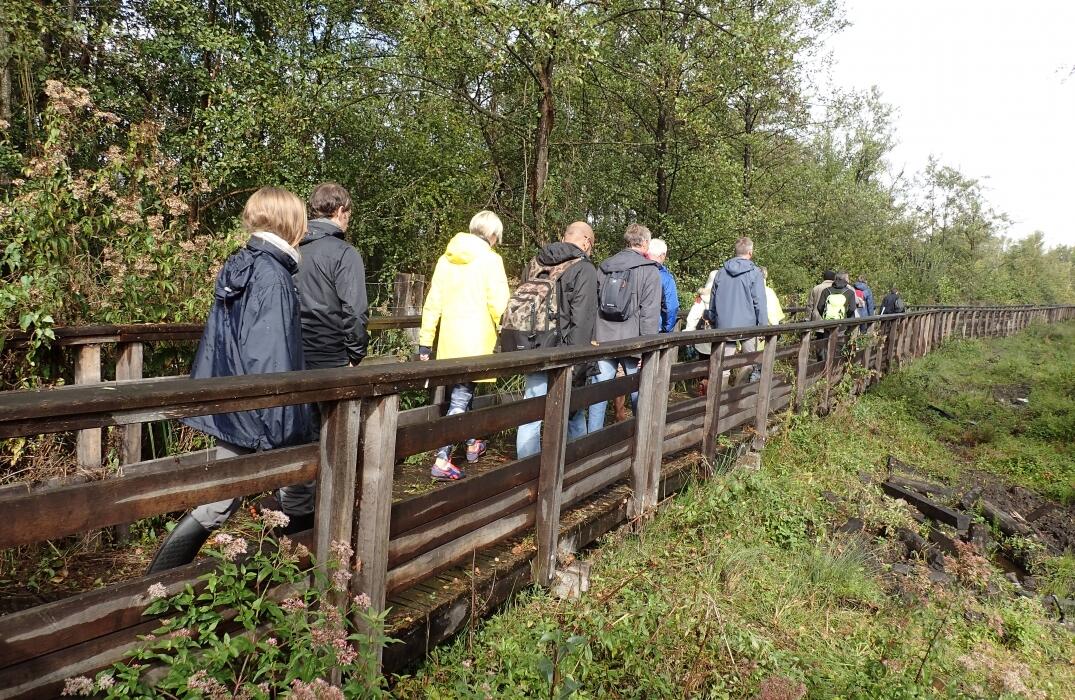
[499,257,583,352]
[854,287,866,310]
[598,268,635,322]
[823,290,849,320]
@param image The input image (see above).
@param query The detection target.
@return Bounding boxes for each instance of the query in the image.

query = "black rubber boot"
[146,514,211,574]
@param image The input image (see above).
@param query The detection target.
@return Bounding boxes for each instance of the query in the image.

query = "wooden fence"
[0,304,1071,698]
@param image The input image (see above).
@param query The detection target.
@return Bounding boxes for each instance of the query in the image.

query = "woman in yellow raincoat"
[418,211,510,480]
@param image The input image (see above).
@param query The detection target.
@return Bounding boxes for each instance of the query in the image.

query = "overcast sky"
[822,0,1075,249]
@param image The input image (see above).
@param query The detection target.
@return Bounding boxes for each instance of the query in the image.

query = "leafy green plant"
[62,511,394,698]
[536,629,588,699]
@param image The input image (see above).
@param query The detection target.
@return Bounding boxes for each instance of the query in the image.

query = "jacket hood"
[599,248,655,273]
[537,241,587,266]
[301,218,344,245]
[721,256,757,277]
[215,234,299,301]
[444,232,490,264]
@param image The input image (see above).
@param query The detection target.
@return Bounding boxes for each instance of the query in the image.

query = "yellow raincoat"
[419,232,510,380]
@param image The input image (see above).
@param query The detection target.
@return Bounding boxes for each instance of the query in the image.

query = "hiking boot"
[146,514,211,574]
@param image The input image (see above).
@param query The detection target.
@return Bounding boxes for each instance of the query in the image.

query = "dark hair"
[823,270,836,282]
[857,275,867,284]
[890,287,899,294]
[309,182,352,218]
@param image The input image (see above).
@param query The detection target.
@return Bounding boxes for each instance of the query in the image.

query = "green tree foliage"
[1,0,1072,356]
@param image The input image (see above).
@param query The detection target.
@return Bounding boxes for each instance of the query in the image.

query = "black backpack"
[499,257,583,352]
[599,267,636,322]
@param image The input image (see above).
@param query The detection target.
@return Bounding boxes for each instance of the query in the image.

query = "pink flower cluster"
[187,670,230,699]
[61,676,94,696]
[211,532,249,561]
[331,568,352,593]
[259,508,290,529]
[147,582,168,600]
[289,678,345,700]
[281,597,308,613]
[353,593,372,609]
[329,539,353,563]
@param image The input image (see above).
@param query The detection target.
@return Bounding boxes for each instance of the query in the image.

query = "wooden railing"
[0,304,1072,698]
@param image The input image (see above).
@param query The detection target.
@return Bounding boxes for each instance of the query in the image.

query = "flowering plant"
[63,510,393,698]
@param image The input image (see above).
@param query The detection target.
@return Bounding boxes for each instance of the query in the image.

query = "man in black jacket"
[280,183,368,530]
[516,221,598,458]
[297,182,369,369]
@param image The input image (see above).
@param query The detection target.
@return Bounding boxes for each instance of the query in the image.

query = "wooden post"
[702,341,727,459]
[821,330,838,412]
[113,342,143,544]
[393,272,425,347]
[351,393,399,668]
[315,399,362,611]
[533,366,573,587]
[629,348,673,519]
[752,334,779,450]
[644,348,675,508]
[794,332,810,409]
[75,345,102,471]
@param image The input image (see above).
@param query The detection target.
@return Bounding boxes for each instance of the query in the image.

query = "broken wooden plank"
[881,480,970,532]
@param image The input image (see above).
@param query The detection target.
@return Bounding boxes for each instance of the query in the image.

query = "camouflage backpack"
[499,257,583,352]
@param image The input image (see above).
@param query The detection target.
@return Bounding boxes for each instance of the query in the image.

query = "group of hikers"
[147,184,907,572]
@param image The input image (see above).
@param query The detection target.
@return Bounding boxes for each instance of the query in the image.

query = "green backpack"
[823,290,849,320]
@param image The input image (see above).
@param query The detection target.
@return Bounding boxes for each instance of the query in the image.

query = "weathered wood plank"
[533,367,572,586]
[395,395,542,459]
[315,400,361,610]
[75,345,102,471]
[351,394,399,661]
[753,335,779,449]
[701,341,726,459]
[0,444,319,549]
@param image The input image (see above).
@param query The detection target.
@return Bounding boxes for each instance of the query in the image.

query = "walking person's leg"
[587,359,618,433]
[516,372,548,459]
[433,382,474,479]
[147,441,250,573]
[622,357,641,415]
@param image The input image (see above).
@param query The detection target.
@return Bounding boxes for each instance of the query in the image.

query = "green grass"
[393,322,1075,699]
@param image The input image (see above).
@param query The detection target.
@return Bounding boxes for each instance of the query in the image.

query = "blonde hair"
[469,210,503,244]
[242,187,307,247]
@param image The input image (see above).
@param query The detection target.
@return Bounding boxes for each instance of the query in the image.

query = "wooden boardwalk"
[0,305,1071,698]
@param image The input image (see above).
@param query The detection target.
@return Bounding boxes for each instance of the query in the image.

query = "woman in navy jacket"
[147,187,314,572]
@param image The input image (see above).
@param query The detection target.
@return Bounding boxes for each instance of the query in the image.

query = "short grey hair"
[734,236,753,256]
[624,223,651,248]
[648,238,668,257]
[469,210,503,243]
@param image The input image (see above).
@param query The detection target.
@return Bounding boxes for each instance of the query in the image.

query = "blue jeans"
[437,382,476,460]
[587,357,640,433]
[516,372,588,459]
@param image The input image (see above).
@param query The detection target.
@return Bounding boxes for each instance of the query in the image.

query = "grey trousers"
[190,441,316,529]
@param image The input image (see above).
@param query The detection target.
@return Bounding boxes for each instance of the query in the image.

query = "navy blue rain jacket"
[182,235,315,450]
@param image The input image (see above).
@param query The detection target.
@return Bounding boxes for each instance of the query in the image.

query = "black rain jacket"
[296,219,369,368]
[182,234,315,450]
[531,241,599,384]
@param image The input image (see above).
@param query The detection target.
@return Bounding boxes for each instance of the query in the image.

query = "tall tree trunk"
[0,25,12,125]
[529,55,554,245]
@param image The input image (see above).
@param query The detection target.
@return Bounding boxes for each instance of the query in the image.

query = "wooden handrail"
[0,303,1071,698]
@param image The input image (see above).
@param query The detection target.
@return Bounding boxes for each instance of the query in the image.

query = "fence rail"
[0,304,1072,698]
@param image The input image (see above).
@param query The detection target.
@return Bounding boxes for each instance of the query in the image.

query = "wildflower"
[223,537,248,560]
[333,638,358,665]
[147,582,168,600]
[290,678,345,700]
[147,214,164,232]
[330,539,353,562]
[281,597,307,613]
[188,670,229,698]
[212,532,234,546]
[331,568,352,593]
[294,543,310,559]
[310,626,338,646]
[353,593,372,609]
[168,628,193,639]
[264,637,278,647]
[259,509,290,529]
[96,674,115,690]
[61,676,94,696]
